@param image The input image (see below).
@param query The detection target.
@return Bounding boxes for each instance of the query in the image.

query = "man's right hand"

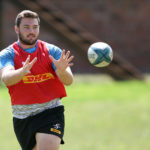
[0,55,37,86]
[22,55,37,75]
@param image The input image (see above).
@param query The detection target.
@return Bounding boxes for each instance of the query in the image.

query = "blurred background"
[0,0,150,80]
[1,1,150,150]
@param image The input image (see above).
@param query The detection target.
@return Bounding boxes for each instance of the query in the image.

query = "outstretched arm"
[49,50,74,86]
[0,55,37,86]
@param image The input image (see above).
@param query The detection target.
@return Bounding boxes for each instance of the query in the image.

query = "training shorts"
[13,106,65,150]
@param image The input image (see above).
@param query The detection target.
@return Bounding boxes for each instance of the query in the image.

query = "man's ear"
[14,25,19,34]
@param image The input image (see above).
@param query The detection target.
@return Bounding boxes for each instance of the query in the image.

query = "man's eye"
[24,26,29,29]
[33,26,38,29]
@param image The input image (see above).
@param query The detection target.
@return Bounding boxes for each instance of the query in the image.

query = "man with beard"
[0,10,74,150]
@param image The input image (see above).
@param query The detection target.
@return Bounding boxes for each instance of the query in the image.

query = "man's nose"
[29,28,34,33]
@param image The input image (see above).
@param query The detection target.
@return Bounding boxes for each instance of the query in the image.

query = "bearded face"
[18,29,39,45]
[16,18,40,46]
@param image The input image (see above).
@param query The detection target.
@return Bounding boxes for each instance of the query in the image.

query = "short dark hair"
[15,10,40,27]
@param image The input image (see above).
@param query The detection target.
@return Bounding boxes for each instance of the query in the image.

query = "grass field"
[0,75,150,150]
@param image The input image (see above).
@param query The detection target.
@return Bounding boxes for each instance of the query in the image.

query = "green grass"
[0,75,150,150]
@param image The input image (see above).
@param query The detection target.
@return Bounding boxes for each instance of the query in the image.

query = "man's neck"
[18,40,37,49]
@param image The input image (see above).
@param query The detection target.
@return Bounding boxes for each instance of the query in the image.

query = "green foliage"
[0,76,150,150]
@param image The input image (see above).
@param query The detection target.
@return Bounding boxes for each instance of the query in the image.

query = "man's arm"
[56,67,73,86]
[49,50,74,86]
[0,66,26,86]
[0,55,37,86]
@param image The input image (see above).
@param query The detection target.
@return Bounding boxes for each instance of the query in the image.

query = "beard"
[18,31,39,45]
